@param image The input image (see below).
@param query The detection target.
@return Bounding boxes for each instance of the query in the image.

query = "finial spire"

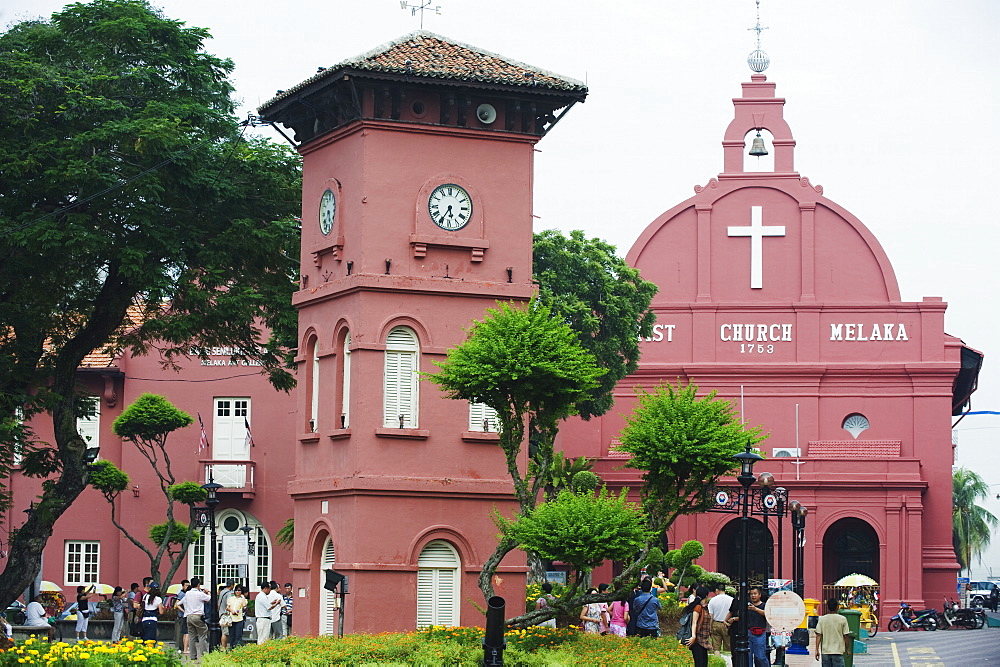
[747,0,770,73]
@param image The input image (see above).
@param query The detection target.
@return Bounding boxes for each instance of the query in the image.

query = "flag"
[244,416,255,448]
[197,412,210,451]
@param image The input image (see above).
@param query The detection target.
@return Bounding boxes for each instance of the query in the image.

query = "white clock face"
[428,184,472,231]
[319,189,336,236]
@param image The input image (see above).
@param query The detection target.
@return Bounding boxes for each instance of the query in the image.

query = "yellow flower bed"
[0,637,182,666]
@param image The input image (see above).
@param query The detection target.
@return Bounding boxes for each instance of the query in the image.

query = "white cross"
[727,206,785,289]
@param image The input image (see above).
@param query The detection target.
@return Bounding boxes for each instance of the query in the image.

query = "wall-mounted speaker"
[476,103,497,125]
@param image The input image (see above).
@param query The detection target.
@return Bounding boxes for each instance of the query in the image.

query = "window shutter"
[77,397,100,451]
[341,332,352,427]
[384,327,418,427]
[320,538,337,635]
[468,402,499,432]
[310,342,320,429]
[416,540,460,627]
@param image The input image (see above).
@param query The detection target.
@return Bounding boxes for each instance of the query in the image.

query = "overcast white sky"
[4,0,999,578]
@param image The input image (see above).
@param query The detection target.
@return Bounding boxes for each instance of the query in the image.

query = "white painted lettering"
[857,324,868,341]
[830,324,843,340]
[884,324,894,340]
[896,323,908,340]
[721,324,732,341]
[770,324,781,341]
[733,325,744,342]
[870,325,882,341]
[781,324,793,341]
[757,324,768,342]
[845,324,856,340]
[663,324,675,341]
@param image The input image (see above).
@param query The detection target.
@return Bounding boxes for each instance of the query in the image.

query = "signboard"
[765,590,806,632]
[221,535,249,565]
[768,579,793,593]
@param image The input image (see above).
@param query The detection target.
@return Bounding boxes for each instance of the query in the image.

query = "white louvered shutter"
[77,397,100,451]
[416,540,460,627]
[310,343,320,430]
[468,402,499,432]
[341,332,351,427]
[384,327,418,427]
[319,538,336,635]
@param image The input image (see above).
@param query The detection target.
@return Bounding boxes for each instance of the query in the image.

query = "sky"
[4,0,999,578]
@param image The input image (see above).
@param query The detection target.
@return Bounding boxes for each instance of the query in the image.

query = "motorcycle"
[888,601,938,631]
[939,597,985,629]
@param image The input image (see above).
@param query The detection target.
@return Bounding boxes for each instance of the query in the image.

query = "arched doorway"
[416,540,460,627]
[188,509,269,592]
[318,536,336,636]
[823,518,879,584]
[717,518,773,585]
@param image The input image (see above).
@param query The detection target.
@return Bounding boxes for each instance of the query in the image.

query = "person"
[814,598,851,666]
[683,585,714,667]
[226,585,249,648]
[707,582,733,655]
[0,611,13,650]
[180,576,211,660]
[141,582,165,641]
[607,594,629,637]
[110,586,127,642]
[629,578,662,638]
[24,596,55,641]
[746,586,769,667]
[254,581,283,644]
[534,582,557,628]
[125,582,141,637]
[595,583,611,634]
[269,580,285,639]
[218,581,234,648]
[580,587,603,633]
[282,583,294,637]
[990,583,1000,613]
[74,584,97,641]
[174,579,190,654]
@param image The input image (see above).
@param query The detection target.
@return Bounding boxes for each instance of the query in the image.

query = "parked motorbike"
[939,597,985,629]
[888,602,938,631]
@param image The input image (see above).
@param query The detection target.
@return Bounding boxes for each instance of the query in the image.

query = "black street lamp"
[202,476,222,651]
[788,500,808,598]
[775,487,786,579]
[733,443,764,667]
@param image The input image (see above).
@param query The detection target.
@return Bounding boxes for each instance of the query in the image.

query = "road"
[854,627,1000,666]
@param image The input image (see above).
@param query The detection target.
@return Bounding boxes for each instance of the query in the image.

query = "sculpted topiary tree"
[89,394,207,585]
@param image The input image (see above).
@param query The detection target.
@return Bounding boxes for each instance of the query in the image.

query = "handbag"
[219,612,232,628]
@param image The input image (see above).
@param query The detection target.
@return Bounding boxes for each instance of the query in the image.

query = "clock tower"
[258,31,586,634]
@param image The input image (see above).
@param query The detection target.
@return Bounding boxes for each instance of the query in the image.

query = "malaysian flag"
[197,412,210,451]
[244,416,255,448]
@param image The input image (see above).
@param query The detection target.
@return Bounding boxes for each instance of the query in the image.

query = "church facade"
[7,34,979,636]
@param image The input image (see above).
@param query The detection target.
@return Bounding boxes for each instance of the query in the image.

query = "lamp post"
[775,488,786,579]
[757,472,775,583]
[788,500,808,598]
[240,525,255,591]
[733,444,764,667]
[202,476,222,651]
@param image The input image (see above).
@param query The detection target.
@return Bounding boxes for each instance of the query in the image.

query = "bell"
[749,131,768,157]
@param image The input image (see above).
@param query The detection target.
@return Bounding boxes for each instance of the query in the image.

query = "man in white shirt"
[24,596,56,641]
[179,577,211,660]
[254,581,283,644]
[707,582,734,655]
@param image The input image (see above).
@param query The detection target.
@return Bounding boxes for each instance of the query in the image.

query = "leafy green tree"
[498,488,650,600]
[428,298,605,602]
[665,540,706,591]
[616,381,766,534]
[533,230,658,420]
[0,0,300,607]
[88,394,208,585]
[953,467,999,576]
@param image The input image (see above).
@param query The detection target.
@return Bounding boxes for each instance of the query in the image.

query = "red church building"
[6,32,978,636]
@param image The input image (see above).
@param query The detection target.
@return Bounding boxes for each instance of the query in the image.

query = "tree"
[533,229,658,420]
[428,299,605,603]
[498,488,651,598]
[0,0,301,608]
[952,467,998,576]
[615,381,766,534]
[89,394,208,585]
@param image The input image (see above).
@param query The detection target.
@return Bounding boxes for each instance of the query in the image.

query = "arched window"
[309,337,320,432]
[384,327,419,428]
[340,332,352,428]
[468,402,498,432]
[319,537,337,635]
[416,540,460,627]
[189,510,269,593]
[842,413,870,439]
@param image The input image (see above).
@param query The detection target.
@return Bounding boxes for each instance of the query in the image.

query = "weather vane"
[400,1,442,29]
[747,0,770,73]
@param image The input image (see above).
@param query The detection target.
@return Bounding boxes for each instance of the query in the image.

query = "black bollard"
[483,595,506,667]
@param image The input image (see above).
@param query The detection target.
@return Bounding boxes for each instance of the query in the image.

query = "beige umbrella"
[833,573,878,587]
[39,581,62,592]
[166,583,183,595]
[92,583,115,595]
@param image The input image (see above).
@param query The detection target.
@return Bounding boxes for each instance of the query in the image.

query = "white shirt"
[181,588,211,616]
[25,601,48,626]
[254,590,283,621]
[708,592,733,621]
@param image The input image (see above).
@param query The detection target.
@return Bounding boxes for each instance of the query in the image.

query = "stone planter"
[54,619,176,643]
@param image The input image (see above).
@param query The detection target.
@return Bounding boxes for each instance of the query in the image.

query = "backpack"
[675,610,694,642]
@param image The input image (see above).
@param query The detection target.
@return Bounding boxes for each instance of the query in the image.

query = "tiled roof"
[261,31,587,110]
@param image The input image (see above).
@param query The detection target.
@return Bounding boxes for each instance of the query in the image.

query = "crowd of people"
[9,576,295,657]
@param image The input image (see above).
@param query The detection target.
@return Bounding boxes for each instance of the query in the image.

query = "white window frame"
[341,332,352,428]
[65,540,100,586]
[468,402,499,432]
[310,340,320,432]
[416,540,460,628]
[383,327,419,428]
[77,396,100,453]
